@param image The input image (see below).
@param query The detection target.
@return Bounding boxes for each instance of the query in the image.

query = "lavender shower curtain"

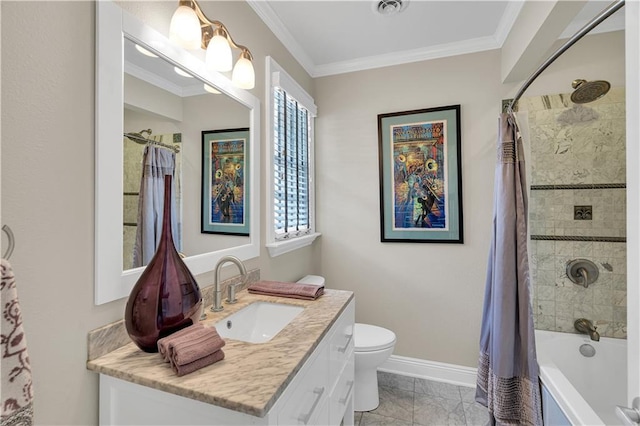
[475,113,542,425]
[132,146,178,268]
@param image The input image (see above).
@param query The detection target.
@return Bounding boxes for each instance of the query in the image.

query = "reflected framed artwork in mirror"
[95,1,260,305]
[201,128,250,235]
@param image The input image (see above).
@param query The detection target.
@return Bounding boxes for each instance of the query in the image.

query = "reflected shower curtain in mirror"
[475,113,542,425]
[133,146,179,268]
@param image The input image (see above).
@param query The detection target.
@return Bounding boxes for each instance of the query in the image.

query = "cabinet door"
[328,301,355,391]
[329,356,355,425]
[278,345,329,425]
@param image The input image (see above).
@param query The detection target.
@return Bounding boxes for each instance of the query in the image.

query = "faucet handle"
[226,282,241,304]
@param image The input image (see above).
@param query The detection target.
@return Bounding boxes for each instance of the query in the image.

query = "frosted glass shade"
[206,34,233,72]
[232,56,255,90]
[169,5,201,50]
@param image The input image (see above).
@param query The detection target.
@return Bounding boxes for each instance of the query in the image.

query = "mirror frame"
[95,1,260,305]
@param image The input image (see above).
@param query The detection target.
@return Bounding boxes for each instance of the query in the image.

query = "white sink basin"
[213,302,304,343]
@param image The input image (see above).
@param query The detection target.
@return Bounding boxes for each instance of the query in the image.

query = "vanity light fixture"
[169,0,255,89]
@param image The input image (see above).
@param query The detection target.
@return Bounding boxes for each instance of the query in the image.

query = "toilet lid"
[354,323,396,352]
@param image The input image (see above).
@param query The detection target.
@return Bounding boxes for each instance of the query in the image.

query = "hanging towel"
[247,281,324,300]
[133,146,177,268]
[475,113,542,425]
[1,259,34,426]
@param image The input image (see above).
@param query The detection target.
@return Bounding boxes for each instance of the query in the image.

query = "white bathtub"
[535,329,627,426]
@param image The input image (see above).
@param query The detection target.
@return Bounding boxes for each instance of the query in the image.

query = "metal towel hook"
[2,225,15,260]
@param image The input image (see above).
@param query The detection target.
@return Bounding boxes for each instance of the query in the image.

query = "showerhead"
[124,132,148,144]
[570,79,610,104]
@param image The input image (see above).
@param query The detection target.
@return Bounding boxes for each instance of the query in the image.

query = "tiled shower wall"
[519,88,627,338]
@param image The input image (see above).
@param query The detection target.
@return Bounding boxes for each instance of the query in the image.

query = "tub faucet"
[574,318,600,341]
[211,255,247,313]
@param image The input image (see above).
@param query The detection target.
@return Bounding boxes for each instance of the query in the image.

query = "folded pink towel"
[247,280,324,300]
[168,327,226,367]
[174,349,225,377]
[157,323,204,362]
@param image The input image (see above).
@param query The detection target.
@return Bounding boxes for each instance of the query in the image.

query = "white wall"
[315,49,503,367]
[314,30,625,368]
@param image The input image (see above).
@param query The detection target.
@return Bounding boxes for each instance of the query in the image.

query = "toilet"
[296,275,397,412]
[353,323,396,411]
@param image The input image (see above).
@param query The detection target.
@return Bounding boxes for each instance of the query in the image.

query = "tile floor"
[354,371,490,426]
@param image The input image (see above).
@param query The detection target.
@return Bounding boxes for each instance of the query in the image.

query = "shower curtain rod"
[508,0,625,112]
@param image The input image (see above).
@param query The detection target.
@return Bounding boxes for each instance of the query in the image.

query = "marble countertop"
[86,289,354,417]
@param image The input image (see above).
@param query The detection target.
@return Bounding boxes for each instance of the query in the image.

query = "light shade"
[206,32,232,72]
[231,53,255,90]
[169,5,201,50]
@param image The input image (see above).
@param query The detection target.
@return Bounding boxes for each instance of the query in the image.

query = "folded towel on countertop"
[157,323,204,362]
[247,280,324,300]
[168,327,226,367]
[174,349,225,377]
[156,324,226,376]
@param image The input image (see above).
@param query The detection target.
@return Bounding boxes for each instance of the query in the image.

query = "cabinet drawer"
[278,345,329,425]
[329,356,355,426]
[328,300,355,388]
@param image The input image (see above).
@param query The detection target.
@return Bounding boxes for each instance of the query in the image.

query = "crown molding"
[494,0,526,47]
[313,36,501,77]
[124,61,207,97]
[247,0,317,76]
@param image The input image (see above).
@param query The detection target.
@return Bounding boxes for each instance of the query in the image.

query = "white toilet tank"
[296,275,325,286]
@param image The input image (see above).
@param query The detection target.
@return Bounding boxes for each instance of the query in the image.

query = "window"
[266,57,319,257]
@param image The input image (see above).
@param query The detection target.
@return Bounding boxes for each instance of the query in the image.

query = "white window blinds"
[273,87,311,240]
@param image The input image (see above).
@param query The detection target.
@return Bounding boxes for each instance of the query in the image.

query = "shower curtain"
[132,145,178,268]
[475,113,542,425]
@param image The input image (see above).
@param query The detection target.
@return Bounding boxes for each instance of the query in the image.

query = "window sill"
[266,233,321,258]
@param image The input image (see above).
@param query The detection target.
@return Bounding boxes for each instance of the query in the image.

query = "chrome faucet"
[574,318,600,341]
[211,255,247,312]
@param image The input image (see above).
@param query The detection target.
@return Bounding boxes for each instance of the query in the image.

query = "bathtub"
[535,329,627,425]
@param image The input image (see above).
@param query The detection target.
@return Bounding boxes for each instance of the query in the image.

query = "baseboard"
[379,355,478,388]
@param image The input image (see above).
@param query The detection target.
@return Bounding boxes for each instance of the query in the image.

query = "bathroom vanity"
[87,290,355,425]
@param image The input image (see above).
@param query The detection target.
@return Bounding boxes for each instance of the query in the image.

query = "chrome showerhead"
[570,79,610,104]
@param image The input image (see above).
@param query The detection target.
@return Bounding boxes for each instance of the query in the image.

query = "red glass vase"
[125,174,202,352]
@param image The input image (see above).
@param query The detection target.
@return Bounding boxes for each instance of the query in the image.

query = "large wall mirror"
[95,1,260,305]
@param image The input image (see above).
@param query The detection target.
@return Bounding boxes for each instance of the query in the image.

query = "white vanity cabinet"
[98,299,355,426]
[277,300,355,426]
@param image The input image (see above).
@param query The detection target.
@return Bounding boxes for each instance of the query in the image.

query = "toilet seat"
[354,323,396,352]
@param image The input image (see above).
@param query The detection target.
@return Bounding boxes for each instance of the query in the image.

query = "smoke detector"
[374,0,408,16]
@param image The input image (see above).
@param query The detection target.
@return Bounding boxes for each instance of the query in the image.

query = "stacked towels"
[247,280,324,300]
[157,324,225,377]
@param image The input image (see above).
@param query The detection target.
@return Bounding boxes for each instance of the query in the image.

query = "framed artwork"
[201,128,250,235]
[377,105,463,243]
